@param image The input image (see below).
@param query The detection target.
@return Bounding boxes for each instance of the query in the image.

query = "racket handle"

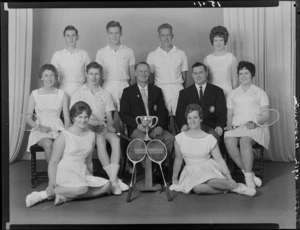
[164,185,172,202]
[116,132,132,142]
[127,187,133,202]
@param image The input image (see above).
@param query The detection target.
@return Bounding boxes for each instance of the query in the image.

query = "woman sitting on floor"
[170,104,256,196]
[26,101,111,207]
[224,61,270,189]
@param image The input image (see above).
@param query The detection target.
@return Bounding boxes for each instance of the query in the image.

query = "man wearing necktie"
[175,62,227,142]
[119,62,175,181]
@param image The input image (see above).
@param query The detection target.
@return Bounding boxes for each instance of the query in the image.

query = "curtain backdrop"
[8,7,33,163]
[224,1,295,161]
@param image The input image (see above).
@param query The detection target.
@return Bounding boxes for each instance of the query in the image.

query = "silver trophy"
[136,116,158,141]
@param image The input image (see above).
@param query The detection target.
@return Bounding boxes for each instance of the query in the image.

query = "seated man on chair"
[70,61,129,195]
[119,61,175,181]
[176,62,227,142]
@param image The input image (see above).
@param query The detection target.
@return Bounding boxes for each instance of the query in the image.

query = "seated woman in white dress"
[203,25,239,97]
[224,61,270,189]
[26,101,111,207]
[170,104,256,196]
[26,64,70,163]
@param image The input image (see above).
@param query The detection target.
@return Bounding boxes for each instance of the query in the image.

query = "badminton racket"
[225,108,280,131]
[146,139,172,201]
[89,115,131,141]
[18,113,40,131]
[126,139,147,202]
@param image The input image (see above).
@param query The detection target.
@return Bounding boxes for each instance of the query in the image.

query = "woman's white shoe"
[231,183,256,197]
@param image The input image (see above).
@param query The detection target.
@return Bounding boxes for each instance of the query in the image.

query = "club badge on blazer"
[209,105,215,113]
[154,105,157,112]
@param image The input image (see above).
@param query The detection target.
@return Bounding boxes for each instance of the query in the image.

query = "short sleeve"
[51,52,59,69]
[84,51,91,67]
[70,88,81,108]
[104,91,116,112]
[208,135,218,151]
[259,89,269,107]
[181,51,188,72]
[95,49,104,66]
[128,48,135,66]
[175,132,183,145]
[146,52,155,73]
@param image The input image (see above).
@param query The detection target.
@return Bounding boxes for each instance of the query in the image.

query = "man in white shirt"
[70,62,129,195]
[95,21,135,111]
[146,23,188,118]
[51,25,91,99]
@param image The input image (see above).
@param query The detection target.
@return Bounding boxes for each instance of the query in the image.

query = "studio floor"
[7,160,296,229]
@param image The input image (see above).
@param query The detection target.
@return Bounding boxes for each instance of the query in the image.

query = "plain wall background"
[20,8,223,159]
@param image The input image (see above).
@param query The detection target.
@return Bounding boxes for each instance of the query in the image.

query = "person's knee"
[193,184,209,194]
[239,137,253,148]
[42,140,53,151]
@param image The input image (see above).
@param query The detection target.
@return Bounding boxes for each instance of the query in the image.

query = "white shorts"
[103,80,129,111]
[156,83,183,116]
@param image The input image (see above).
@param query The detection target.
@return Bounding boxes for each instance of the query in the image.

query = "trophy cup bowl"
[136,116,158,141]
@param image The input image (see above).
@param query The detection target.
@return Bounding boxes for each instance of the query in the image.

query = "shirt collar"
[83,83,101,93]
[63,48,78,53]
[137,84,148,91]
[157,45,177,54]
[195,82,207,92]
[107,44,124,51]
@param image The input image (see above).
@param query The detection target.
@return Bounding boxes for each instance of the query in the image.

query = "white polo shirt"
[70,84,116,126]
[95,44,135,82]
[146,45,188,85]
[51,48,91,84]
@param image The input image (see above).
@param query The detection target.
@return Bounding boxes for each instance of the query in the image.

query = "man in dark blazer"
[119,62,174,176]
[175,62,227,142]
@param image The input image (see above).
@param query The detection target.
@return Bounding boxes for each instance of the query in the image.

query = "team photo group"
[24,20,272,208]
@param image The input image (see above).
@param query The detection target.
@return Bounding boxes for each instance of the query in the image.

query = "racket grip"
[116,132,132,142]
[127,187,133,202]
[164,185,172,201]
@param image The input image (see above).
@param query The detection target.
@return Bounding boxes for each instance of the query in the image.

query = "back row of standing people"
[50,22,238,116]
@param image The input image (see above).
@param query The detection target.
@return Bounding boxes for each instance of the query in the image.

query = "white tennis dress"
[204,52,237,96]
[56,130,109,188]
[224,84,270,149]
[27,89,65,151]
[170,133,225,194]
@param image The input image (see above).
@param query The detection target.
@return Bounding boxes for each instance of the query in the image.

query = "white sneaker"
[118,179,129,191]
[252,173,262,187]
[54,194,67,206]
[26,192,42,208]
[231,183,256,197]
[111,182,122,195]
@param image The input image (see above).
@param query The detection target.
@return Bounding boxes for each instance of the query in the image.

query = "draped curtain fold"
[224,2,295,161]
[8,7,33,163]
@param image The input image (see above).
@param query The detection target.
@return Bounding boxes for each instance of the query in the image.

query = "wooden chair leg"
[31,150,37,188]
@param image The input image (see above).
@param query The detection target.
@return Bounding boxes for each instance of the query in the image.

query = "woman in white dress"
[170,104,256,196]
[26,101,111,207]
[224,61,270,189]
[203,26,239,96]
[26,64,70,162]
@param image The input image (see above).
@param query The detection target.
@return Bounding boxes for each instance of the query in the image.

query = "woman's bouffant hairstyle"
[38,64,59,80]
[209,26,229,45]
[184,104,203,120]
[69,101,92,124]
[237,61,256,77]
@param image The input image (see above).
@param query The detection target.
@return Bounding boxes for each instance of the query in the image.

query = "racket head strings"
[255,109,280,127]
[126,139,147,163]
[146,139,168,163]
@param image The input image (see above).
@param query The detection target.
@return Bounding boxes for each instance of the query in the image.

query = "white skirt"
[224,126,270,150]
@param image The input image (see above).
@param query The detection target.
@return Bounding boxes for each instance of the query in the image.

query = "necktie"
[199,86,204,106]
[141,88,149,116]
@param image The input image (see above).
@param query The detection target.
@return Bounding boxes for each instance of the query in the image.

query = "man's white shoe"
[231,183,256,197]
[26,192,42,208]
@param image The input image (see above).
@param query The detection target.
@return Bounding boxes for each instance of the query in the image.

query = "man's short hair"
[157,23,173,34]
[135,62,150,70]
[86,62,103,73]
[106,21,122,32]
[63,25,78,36]
[191,62,208,73]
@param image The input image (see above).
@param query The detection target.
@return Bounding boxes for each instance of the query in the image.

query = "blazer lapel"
[192,84,201,104]
[134,84,148,114]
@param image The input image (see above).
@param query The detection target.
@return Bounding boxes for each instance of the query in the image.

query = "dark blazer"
[175,83,227,131]
[119,84,169,136]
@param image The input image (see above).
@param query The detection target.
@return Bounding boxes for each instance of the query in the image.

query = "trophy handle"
[149,116,158,129]
[136,116,142,126]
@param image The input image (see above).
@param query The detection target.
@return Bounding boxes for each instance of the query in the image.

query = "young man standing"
[95,21,135,111]
[51,25,91,98]
[146,23,188,120]
[70,62,129,195]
